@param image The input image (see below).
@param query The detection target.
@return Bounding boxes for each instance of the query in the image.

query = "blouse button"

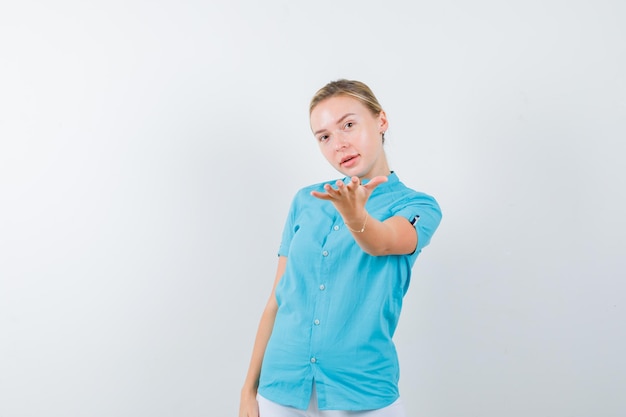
[319,284,325,291]
[314,319,320,326]
[310,357,317,363]
[333,225,339,231]
[322,250,329,257]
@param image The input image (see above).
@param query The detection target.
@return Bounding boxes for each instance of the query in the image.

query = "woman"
[239,79,442,417]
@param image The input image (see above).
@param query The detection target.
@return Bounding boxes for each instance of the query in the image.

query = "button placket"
[310,220,335,369]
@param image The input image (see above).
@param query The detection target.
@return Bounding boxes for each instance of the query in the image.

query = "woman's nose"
[335,132,349,150]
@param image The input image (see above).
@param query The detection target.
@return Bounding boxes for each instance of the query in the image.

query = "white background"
[1,1,624,416]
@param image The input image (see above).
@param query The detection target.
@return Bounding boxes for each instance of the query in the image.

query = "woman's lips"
[340,155,359,168]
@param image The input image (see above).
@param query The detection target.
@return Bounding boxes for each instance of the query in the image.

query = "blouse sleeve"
[277,191,301,257]
[392,192,442,253]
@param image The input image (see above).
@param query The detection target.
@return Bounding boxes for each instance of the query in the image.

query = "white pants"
[257,384,407,417]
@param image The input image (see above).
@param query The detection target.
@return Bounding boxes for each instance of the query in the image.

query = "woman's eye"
[344,122,354,129]
[318,135,329,142]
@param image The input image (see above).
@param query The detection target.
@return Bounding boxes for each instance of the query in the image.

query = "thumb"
[364,175,388,191]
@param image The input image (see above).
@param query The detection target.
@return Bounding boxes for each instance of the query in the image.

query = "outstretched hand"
[311,175,388,218]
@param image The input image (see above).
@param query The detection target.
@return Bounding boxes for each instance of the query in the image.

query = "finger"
[312,183,340,199]
[310,190,332,200]
[345,176,360,191]
[364,175,388,191]
[325,183,341,197]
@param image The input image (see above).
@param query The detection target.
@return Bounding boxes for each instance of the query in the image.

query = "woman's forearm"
[241,256,286,393]
[345,213,417,256]
[241,300,278,394]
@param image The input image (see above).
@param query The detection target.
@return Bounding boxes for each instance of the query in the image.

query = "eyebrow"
[313,113,356,136]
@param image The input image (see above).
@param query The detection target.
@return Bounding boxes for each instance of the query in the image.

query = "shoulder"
[382,174,442,218]
[381,173,439,205]
[401,187,440,207]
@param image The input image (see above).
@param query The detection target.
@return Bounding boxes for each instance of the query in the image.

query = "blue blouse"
[258,172,442,411]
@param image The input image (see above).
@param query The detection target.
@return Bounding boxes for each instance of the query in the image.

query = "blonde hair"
[309,79,383,116]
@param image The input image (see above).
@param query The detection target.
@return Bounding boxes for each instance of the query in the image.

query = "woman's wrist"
[241,383,258,396]
[343,211,369,233]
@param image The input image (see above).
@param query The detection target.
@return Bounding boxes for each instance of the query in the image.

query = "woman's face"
[310,95,389,180]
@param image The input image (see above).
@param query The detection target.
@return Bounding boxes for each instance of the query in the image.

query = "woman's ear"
[378,110,389,132]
